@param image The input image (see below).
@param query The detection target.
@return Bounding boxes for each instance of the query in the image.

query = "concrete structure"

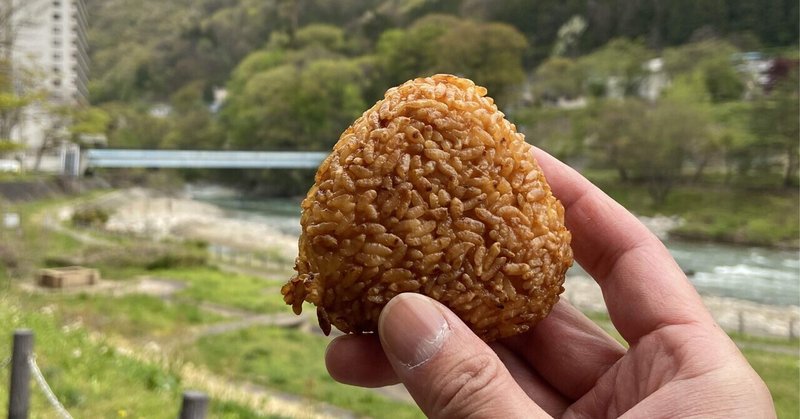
[38,266,99,288]
[2,0,89,172]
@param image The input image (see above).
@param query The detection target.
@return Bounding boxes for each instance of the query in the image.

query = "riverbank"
[96,188,298,263]
[2,188,797,417]
[594,179,800,249]
[98,188,799,338]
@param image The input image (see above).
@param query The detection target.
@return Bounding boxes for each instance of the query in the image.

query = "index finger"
[533,147,714,344]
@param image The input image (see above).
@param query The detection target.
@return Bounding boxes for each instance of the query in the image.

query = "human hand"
[324,148,775,418]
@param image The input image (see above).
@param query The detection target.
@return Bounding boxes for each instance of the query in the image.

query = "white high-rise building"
[1,0,89,172]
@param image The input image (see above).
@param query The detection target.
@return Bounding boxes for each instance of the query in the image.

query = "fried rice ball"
[281,74,573,341]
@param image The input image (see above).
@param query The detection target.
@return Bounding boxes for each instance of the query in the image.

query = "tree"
[663,40,745,103]
[532,57,584,101]
[712,101,759,183]
[295,24,347,53]
[375,14,458,88]
[589,100,645,182]
[71,107,111,145]
[222,58,366,151]
[515,105,588,162]
[591,99,713,205]
[577,38,652,98]
[552,15,587,57]
[160,82,223,150]
[376,15,528,106]
[0,65,40,146]
[32,105,110,170]
[434,21,528,105]
[103,104,173,149]
[751,66,799,187]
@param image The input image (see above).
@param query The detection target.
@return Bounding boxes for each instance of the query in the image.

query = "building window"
[53,52,61,60]
[53,1,61,6]
[53,13,61,20]
[53,79,61,87]
[53,66,60,73]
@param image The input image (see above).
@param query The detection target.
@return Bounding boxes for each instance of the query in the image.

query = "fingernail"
[379,293,450,369]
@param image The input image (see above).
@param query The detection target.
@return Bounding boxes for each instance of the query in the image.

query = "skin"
[324,148,776,418]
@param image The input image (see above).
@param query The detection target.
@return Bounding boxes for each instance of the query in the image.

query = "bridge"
[83,149,329,170]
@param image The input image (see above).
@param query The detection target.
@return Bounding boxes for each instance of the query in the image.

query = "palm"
[496,306,771,418]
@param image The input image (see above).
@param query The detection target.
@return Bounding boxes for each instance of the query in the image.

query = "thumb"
[379,293,548,419]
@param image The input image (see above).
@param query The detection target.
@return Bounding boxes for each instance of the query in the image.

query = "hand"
[324,148,775,418]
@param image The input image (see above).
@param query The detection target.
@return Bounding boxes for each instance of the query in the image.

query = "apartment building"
[2,0,89,171]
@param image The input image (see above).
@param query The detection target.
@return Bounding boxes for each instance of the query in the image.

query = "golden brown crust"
[280,74,573,341]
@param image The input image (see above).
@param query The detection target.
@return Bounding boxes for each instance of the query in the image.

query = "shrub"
[71,207,110,227]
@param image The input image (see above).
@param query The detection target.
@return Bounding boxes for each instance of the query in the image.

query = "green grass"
[185,325,423,418]
[154,267,288,314]
[742,349,800,418]
[590,178,799,247]
[2,192,106,278]
[9,189,795,417]
[0,296,269,419]
[727,332,800,349]
[17,292,222,340]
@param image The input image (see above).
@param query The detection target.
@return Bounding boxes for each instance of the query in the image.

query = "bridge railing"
[85,149,328,169]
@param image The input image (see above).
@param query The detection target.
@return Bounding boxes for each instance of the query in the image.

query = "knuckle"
[430,352,504,418]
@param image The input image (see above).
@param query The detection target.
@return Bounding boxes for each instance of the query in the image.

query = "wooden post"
[8,329,33,419]
[737,311,745,335]
[179,390,209,419]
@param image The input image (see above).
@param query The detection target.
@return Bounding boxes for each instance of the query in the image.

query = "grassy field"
[1,192,421,417]
[154,267,288,314]
[185,326,424,419]
[18,292,223,340]
[744,348,800,417]
[0,296,274,419]
[1,190,797,418]
[588,174,799,247]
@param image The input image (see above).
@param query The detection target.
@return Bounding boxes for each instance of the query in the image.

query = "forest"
[4,0,793,213]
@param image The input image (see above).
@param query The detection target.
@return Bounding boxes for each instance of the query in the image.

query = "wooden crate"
[38,266,99,288]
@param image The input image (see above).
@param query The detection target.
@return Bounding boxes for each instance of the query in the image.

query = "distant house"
[210,87,228,114]
[733,52,772,87]
[639,58,670,101]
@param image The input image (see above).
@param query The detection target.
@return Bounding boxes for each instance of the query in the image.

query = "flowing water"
[666,240,799,306]
[196,194,800,308]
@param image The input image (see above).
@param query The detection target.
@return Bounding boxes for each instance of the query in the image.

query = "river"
[195,194,800,308]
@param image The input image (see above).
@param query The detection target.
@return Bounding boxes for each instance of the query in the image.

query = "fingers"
[325,298,574,417]
[502,300,626,399]
[532,148,714,343]
[379,293,549,419]
[325,334,398,387]
[490,343,570,416]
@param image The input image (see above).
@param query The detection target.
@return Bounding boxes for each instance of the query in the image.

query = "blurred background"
[0,0,798,418]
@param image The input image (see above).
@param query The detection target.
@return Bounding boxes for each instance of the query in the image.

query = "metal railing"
[85,149,328,169]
